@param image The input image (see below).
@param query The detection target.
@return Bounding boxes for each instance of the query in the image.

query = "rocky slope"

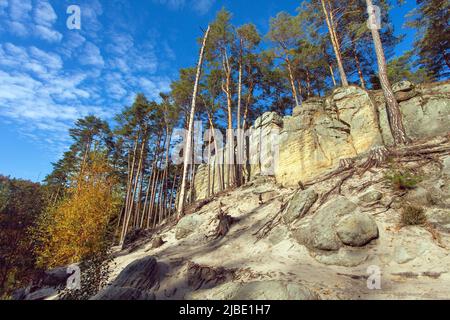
[194,80,450,198]
[98,137,450,300]
[20,81,448,301]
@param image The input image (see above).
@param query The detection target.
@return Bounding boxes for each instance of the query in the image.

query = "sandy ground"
[110,172,450,300]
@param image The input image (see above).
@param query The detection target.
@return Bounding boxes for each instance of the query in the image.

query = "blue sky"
[0,0,418,182]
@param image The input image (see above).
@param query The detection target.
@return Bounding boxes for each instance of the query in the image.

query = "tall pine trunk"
[236,40,244,187]
[366,0,408,145]
[286,55,300,106]
[353,44,366,89]
[177,26,210,218]
[321,0,348,86]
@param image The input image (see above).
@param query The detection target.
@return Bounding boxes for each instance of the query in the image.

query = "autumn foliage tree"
[35,153,121,269]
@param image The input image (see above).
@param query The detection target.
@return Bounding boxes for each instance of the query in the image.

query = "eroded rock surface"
[92,256,158,300]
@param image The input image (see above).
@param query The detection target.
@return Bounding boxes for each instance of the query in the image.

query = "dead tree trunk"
[177,25,210,218]
[328,62,337,87]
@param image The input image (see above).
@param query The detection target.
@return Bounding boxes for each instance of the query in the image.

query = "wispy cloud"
[0,0,177,159]
[80,42,105,67]
[0,0,62,42]
[153,0,214,15]
[153,0,186,11]
[192,0,214,15]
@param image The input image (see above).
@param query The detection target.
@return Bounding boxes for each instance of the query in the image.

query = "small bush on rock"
[385,169,421,191]
[401,204,427,226]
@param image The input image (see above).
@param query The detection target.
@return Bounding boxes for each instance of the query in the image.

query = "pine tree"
[267,12,303,106]
[407,0,450,79]
[366,0,409,145]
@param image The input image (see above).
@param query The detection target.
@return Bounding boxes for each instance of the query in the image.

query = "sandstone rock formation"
[99,82,450,301]
[194,81,450,200]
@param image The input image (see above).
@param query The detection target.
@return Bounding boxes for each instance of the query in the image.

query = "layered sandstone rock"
[193,81,450,200]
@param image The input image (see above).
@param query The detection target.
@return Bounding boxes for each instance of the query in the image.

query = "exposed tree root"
[318,170,355,207]
[252,200,289,242]
[206,203,235,240]
[187,261,237,290]
[424,223,446,249]
[298,137,450,217]
[184,196,215,216]
[358,146,390,176]
[370,191,407,216]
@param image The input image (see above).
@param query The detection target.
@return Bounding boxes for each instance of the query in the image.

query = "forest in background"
[0,0,448,298]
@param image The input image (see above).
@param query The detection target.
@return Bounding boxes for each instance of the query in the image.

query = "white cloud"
[1,0,62,42]
[0,0,179,156]
[33,0,56,27]
[153,0,214,15]
[59,33,87,58]
[0,43,112,149]
[107,33,134,55]
[153,0,186,10]
[0,43,63,78]
[106,33,158,74]
[192,0,214,15]
[34,24,62,42]
[80,42,105,67]
[80,0,103,34]
[138,76,172,100]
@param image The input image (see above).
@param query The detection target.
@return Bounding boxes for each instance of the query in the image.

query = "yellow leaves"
[36,153,121,269]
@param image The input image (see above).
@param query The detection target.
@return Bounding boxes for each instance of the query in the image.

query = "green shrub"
[385,169,422,191]
[401,204,427,226]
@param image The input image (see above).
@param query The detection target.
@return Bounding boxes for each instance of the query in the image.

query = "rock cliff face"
[103,143,450,300]
[193,81,450,200]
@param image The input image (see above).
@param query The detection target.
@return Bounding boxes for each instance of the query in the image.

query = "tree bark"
[177,26,210,218]
[366,0,409,145]
[236,39,244,187]
[208,114,223,193]
[285,56,300,106]
[353,45,366,89]
[321,0,348,86]
[119,134,139,245]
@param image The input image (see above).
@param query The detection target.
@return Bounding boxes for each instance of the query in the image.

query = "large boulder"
[332,86,365,101]
[292,99,323,117]
[336,212,379,247]
[230,281,320,300]
[309,197,357,251]
[39,266,72,288]
[312,248,369,267]
[283,189,318,224]
[13,266,73,300]
[193,81,450,201]
[359,190,383,203]
[92,256,159,300]
[176,214,205,240]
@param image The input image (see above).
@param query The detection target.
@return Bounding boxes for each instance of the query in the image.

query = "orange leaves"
[36,153,121,269]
